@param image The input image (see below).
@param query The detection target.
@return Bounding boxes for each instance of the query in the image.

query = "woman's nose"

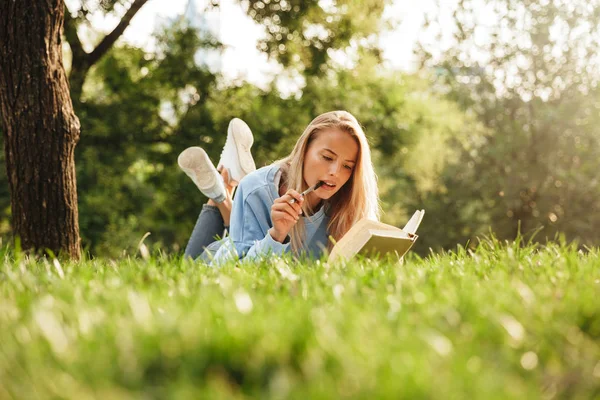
[329,162,341,176]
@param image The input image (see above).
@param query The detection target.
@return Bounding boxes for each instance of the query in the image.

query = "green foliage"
[242,0,390,75]
[1,242,599,397]
[80,0,123,14]
[75,22,219,256]
[416,0,600,248]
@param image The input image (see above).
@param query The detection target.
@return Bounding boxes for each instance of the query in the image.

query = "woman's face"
[302,128,359,207]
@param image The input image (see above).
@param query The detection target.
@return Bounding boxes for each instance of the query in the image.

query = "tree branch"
[63,5,86,67]
[87,0,150,67]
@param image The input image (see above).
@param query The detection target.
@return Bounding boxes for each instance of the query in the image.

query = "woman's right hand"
[269,189,304,243]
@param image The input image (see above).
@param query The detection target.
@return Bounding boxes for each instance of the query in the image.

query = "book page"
[402,210,425,235]
[327,219,375,262]
[367,229,413,240]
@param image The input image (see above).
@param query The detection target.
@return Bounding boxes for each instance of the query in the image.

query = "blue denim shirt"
[211,164,330,264]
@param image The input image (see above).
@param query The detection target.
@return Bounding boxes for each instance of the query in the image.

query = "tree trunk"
[0,0,81,259]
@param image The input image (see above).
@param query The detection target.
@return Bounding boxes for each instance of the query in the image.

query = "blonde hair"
[276,110,381,253]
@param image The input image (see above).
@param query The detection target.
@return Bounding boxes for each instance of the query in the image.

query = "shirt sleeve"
[210,180,290,266]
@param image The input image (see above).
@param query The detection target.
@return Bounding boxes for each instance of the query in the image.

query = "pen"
[289,181,324,204]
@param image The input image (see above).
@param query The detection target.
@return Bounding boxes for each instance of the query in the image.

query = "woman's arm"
[233,194,291,260]
[210,182,290,265]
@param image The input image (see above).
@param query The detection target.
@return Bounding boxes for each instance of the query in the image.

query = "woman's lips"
[319,182,336,192]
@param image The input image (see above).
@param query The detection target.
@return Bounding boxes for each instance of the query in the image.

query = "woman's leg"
[184,204,227,259]
[184,169,236,259]
[178,116,255,259]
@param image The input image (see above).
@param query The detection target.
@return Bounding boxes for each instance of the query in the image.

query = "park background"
[2,1,600,398]
[1,0,599,257]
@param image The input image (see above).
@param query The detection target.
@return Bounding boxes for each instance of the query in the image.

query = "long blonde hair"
[277,110,380,253]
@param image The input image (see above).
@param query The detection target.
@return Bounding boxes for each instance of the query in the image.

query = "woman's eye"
[344,165,353,170]
[322,155,333,161]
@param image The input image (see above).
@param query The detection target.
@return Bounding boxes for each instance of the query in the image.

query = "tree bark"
[0,0,81,259]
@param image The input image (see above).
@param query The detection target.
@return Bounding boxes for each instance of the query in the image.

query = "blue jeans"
[184,204,228,262]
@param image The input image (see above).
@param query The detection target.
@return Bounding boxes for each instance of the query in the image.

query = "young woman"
[178,111,380,264]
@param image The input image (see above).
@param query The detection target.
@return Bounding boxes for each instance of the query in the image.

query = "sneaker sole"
[177,147,217,190]
[229,118,256,175]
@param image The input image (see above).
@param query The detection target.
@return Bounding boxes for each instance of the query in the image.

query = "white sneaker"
[178,147,226,203]
[217,118,256,183]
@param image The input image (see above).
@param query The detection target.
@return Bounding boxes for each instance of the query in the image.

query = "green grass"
[1,239,599,399]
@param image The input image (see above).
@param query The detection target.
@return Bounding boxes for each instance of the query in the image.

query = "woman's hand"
[269,189,304,243]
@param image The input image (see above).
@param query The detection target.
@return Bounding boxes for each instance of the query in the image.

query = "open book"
[328,210,425,263]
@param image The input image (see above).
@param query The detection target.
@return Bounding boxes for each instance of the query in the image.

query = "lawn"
[1,239,599,399]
